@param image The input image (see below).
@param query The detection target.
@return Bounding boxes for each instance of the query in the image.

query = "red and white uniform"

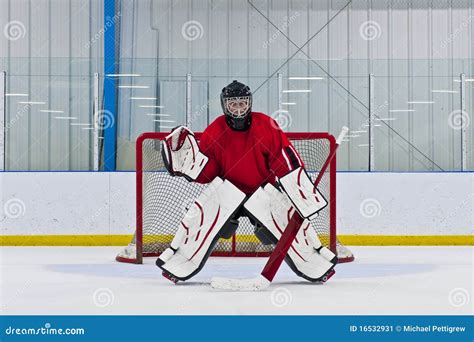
[196,112,303,195]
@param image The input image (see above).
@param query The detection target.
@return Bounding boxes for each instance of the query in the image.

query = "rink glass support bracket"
[0,71,5,171]
[460,73,467,171]
[277,73,283,113]
[93,72,100,171]
[368,73,375,172]
[186,73,192,129]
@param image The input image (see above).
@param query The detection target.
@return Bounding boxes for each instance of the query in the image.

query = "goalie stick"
[211,126,349,291]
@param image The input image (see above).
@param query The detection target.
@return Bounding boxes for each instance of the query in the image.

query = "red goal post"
[116,131,354,264]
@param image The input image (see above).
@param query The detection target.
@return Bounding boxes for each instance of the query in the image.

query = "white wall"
[337,172,473,235]
[118,0,474,171]
[1,1,473,171]
[0,0,103,171]
[0,172,472,236]
[0,172,135,235]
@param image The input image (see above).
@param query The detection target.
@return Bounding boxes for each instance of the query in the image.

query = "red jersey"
[196,112,303,195]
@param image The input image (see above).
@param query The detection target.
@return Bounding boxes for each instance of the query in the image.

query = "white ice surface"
[0,246,472,315]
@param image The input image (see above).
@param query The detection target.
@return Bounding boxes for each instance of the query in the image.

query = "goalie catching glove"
[162,126,208,181]
[245,183,337,282]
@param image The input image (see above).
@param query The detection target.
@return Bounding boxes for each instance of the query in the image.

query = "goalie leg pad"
[244,184,337,282]
[156,177,246,281]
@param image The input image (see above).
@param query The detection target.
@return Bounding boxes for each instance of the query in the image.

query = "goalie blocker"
[279,166,327,220]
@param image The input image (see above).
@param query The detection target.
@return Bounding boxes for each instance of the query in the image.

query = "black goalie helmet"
[220,80,252,131]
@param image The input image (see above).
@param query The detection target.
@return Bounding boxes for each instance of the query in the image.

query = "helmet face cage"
[223,96,252,118]
[220,80,253,131]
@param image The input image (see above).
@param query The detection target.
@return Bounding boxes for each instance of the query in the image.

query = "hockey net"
[116,132,354,264]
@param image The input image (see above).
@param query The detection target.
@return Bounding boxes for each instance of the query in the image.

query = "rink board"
[0,234,472,246]
[1,172,472,246]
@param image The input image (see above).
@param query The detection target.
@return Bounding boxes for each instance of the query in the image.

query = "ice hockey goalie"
[157,80,337,283]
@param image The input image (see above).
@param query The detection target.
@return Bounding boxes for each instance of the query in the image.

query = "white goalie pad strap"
[158,177,246,279]
[279,167,328,219]
[244,184,335,279]
[162,126,208,180]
